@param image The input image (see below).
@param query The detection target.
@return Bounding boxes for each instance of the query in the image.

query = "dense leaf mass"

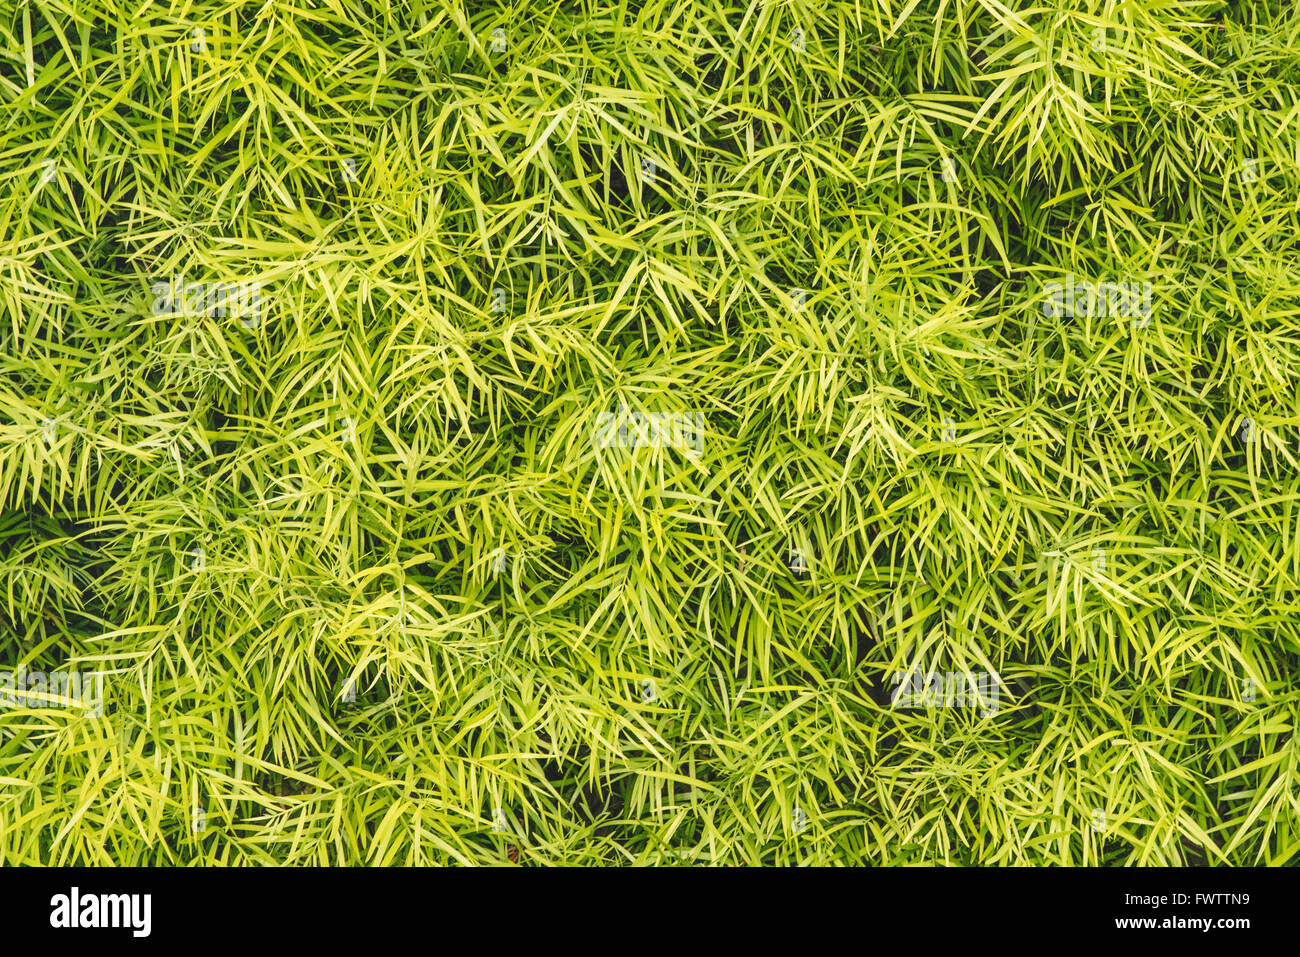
[1,0,1298,865]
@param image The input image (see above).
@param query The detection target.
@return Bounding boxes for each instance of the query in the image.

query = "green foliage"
[1,0,1298,865]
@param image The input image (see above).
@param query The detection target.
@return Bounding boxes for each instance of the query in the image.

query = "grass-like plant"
[0,0,1298,865]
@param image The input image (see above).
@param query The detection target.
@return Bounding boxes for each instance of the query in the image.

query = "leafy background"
[1,0,1298,865]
